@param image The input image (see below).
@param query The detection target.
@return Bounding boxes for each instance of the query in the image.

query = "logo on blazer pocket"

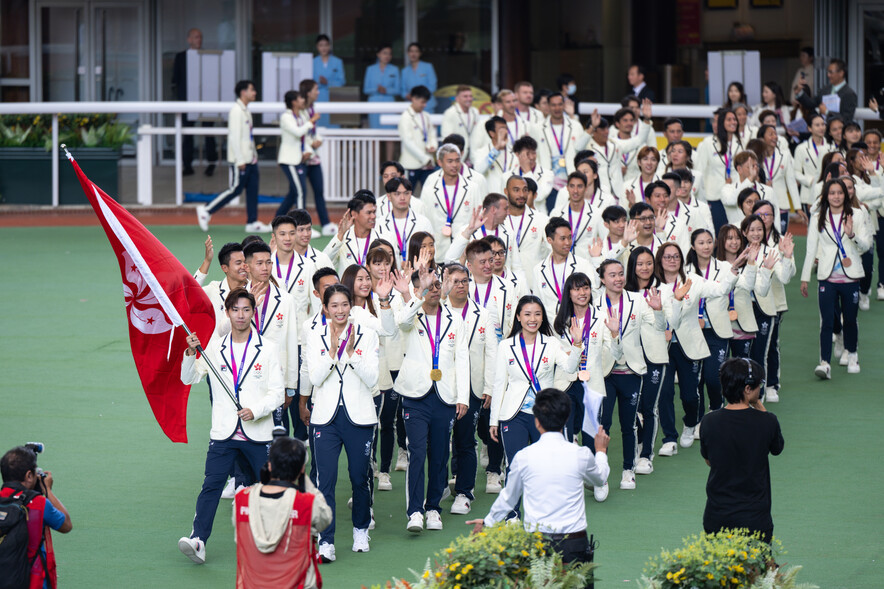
[253,363,263,379]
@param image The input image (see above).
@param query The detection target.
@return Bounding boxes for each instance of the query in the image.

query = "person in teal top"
[363,44,400,129]
[313,34,345,128]
[401,43,438,113]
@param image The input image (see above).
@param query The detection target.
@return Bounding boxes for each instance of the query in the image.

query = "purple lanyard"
[811,139,819,158]
[417,112,427,142]
[307,107,316,138]
[698,262,711,319]
[576,307,592,370]
[336,324,353,360]
[605,295,624,337]
[507,118,518,144]
[568,206,584,251]
[442,177,459,226]
[391,212,409,261]
[461,302,469,320]
[550,257,564,300]
[829,211,848,258]
[519,334,541,392]
[639,178,646,201]
[673,202,681,218]
[422,311,442,370]
[474,280,492,307]
[765,154,776,180]
[276,253,295,288]
[550,124,564,156]
[355,234,371,266]
[509,213,526,247]
[229,333,252,393]
[257,288,271,331]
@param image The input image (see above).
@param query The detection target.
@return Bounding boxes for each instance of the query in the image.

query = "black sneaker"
[204,164,216,177]
[183,167,195,176]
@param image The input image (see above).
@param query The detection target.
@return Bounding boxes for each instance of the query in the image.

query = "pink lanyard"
[519,335,541,392]
[355,235,371,266]
[507,118,519,144]
[550,124,564,156]
[335,325,353,360]
[605,295,624,337]
[256,288,271,332]
[576,307,592,369]
[550,257,564,300]
[765,153,776,180]
[461,302,469,320]
[391,212,409,261]
[474,280,492,307]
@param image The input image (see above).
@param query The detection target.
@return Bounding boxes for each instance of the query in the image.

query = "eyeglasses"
[636,215,655,222]
[491,250,507,258]
[427,281,442,291]
[451,279,469,286]
[661,254,680,261]
[756,212,773,219]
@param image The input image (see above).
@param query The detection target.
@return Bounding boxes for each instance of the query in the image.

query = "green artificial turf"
[1,224,881,588]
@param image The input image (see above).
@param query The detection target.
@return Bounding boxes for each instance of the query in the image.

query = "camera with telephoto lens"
[24,442,48,486]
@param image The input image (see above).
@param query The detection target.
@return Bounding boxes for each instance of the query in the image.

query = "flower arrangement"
[0,114,132,150]
[638,529,817,589]
[367,522,595,589]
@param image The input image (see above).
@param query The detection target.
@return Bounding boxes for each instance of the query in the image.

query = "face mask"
[567,84,577,95]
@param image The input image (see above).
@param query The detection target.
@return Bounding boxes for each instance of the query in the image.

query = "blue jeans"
[277,163,306,217]
[638,357,666,459]
[699,329,730,414]
[206,163,259,223]
[303,163,330,226]
[191,438,270,543]
[593,373,642,470]
[659,340,702,444]
[402,390,455,515]
[818,280,860,362]
[310,410,374,544]
[450,393,483,500]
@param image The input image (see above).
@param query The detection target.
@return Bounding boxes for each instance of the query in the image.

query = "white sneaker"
[406,512,423,534]
[377,472,392,491]
[814,361,832,380]
[425,510,443,530]
[318,542,336,562]
[395,448,408,471]
[369,507,375,531]
[347,497,352,509]
[693,422,701,440]
[352,528,370,553]
[635,457,654,474]
[839,349,849,366]
[480,445,489,469]
[322,222,338,237]
[244,221,273,233]
[765,387,779,403]
[878,284,884,301]
[311,228,321,240]
[220,477,235,499]
[450,494,471,515]
[833,333,844,359]
[485,472,502,494]
[620,470,636,490]
[593,482,609,502]
[658,441,678,456]
[196,205,210,232]
[847,353,861,374]
[859,293,870,311]
[679,427,696,448]
[178,537,206,564]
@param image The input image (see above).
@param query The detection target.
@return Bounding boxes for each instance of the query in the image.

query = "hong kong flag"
[66,148,215,442]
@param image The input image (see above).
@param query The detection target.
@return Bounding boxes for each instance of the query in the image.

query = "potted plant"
[0,114,132,205]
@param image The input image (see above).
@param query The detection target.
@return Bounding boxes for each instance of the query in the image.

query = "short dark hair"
[268,437,307,481]
[385,177,413,194]
[1,446,37,483]
[556,73,575,90]
[312,266,339,290]
[348,191,376,213]
[483,192,507,208]
[523,177,537,194]
[545,216,570,238]
[663,117,683,131]
[512,136,538,153]
[646,179,671,200]
[224,287,256,311]
[243,241,272,260]
[673,168,694,184]
[235,80,254,99]
[272,215,297,230]
[661,172,682,187]
[613,107,636,124]
[410,85,431,101]
[620,94,641,108]
[593,116,609,130]
[381,161,404,176]
[629,201,654,219]
[288,209,313,228]
[482,235,506,251]
[720,357,765,404]
[505,175,528,189]
[574,150,595,168]
[315,34,330,44]
[533,388,571,433]
[218,242,244,268]
[567,171,587,186]
[548,92,564,104]
[322,283,353,307]
[465,239,492,261]
[485,115,506,135]
[442,133,465,152]
[829,58,847,73]
[283,90,301,110]
[241,235,265,248]
[602,205,628,223]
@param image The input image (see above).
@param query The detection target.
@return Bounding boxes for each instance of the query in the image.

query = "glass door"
[39,3,88,101]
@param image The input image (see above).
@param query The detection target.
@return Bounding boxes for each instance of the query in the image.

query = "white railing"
[1,100,879,207]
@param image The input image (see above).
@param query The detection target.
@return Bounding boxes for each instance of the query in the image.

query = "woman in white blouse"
[694,108,743,232]
[277,90,320,218]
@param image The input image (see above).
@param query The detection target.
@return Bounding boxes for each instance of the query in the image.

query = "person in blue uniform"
[364,44,400,129]
[401,43,438,113]
[312,34,345,128]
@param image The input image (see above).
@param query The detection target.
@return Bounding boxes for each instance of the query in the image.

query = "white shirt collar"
[633,82,646,95]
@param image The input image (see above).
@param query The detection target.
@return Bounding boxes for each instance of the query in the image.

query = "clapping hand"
[745,243,760,265]
[375,274,394,299]
[778,233,794,258]
[345,326,356,357]
[731,247,752,270]
[673,278,692,301]
[588,236,603,258]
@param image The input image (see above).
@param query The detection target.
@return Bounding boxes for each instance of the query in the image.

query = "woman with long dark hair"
[298,79,336,236]
[794,113,839,216]
[694,108,742,232]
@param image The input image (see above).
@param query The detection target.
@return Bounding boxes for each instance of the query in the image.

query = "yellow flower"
[741,551,748,560]
[707,573,715,580]
[727,549,736,556]
[463,564,473,572]
[445,548,454,554]
[731,578,739,584]
[422,571,430,579]
[455,574,461,580]
[734,565,745,573]
[454,586,461,589]
[520,550,529,557]
[497,560,505,566]
[704,560,710,565]
[666,572,673,580]
[435,571,442,578]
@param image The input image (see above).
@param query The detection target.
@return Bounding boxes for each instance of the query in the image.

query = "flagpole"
[182,324,244,412]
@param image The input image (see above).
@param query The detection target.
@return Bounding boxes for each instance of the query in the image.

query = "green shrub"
[0,114,132,150]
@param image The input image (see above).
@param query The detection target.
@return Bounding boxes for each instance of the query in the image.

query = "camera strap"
[266,479,298,489]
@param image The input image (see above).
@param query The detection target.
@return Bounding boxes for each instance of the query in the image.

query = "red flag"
[66,151,215,442]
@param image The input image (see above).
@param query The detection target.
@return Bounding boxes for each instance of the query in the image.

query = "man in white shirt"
[197,80,272,233]
[513,81,544,129]
[323,191,381,274]
[376,176,434,264]
[398,85,438,195]
[468,388,609,571]
[506,136,554,212]
[441,85,480,164]
[473,116,516,193]
[505,176,550,292]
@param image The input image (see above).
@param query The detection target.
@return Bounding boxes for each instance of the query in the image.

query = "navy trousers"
[477,406,504,475]
[402,390,456,516]
[818,280,860,362]
[750,303,776,392]
[594,373,642,470]
[303,163,330,226]
[729,338,753,359]
[709,200,728,235]
[191,437,270,543]
[276,163,306,217]
[375,388,401,473]
[659,340,702,444]
[310,410,374,545]
[699,329,730,414]
[450,393,483,500]
[637,358,666,460]
[206,163,259,223]
[499,411,540,518]
[565,379,586,444]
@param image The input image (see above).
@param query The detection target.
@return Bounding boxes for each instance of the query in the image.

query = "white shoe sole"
[178,539,205,564]
[406,521,423,534]
[450,504,471,515]
[848,365,861,374]
[814,366,831,380]
[377,483,392,491]
[426,522,443,531]
[352,545,370,553]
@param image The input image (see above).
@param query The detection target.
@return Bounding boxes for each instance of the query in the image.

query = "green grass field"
[2,224,882,588]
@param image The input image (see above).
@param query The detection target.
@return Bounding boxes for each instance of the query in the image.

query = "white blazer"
[658,203,701,254]
[594,291,665,375]
[687,259,762,340]
[419,170,483,261]
[473,143,517,193]
[499,268,531,301]
[272,246,334,337]
[469,275,515,341]
[633,287,674,365]
[851,174,884,214]
[660,271,738,360]
[553,310,622,395]
[278,110,314,166]
[394,299,470,406]
[534,253,598,317]
[794,139,838,205]
[761,148,801,213]
[202,277,245,336]
[535,118,589,175]
[756,239,796,315]
[444,222,523,273]
[618,236,665,267]
[694,135,743,203]
[507,207,552,292]
[550,201,605,261]
[305,323,379,426]
[375,208,435,264]
[226,99,256,167]
[453,299,497,399]
[490,333,582,426]
[322,228,383,275]
[252,282,300,389]
[801,209,872,282]
[441,104,480,162]
[504,166,555,212]
[181,330,284,442]
[398,106,438,169]
[376,193,428,219]
[608,121,653,184]
[586,136,624,199]
[720,179,777,226]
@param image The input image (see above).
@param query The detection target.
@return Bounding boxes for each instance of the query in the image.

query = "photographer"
[1,445,72,589]
[699,358,784,543]
[234,437,331,589]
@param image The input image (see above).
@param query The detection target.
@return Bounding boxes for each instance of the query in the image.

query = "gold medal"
[843,256,852,268]
[430,369,442,381]
[558,157,566,168]
[728,309,738,321]
[441,225,452,237]
[577,370,590,382]
[698,318,705,328]
[665,329,672,342]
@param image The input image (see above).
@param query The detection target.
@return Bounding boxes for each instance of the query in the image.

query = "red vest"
[0,487,57,589]
[234,487,321,589]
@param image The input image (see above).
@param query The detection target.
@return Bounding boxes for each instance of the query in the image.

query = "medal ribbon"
[442,177,459,227]
[829,211,849,259]
[507,118,518,144]
[698,262,711,323]
[765,153,776,181]
[336,324,353,360]
[422,311,442,372]
[391,211,409,261]
[229,332,253,396]
[355,234,372,266]
[276,253,295,288]
[509,212,525,247]
[461,302,469,320]
[519,334,541,393]
[550,124,564,157]
[257,287,271,332]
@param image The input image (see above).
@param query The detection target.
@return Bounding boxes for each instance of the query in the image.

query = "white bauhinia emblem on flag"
[122,250,173,335]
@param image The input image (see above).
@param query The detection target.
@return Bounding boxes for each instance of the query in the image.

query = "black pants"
[183,121,217,168]
[544,532,595,589]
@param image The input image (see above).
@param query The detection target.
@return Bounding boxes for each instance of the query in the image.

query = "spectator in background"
[397,85,438,194]
[790,46,814,103]
[172,28,218,177]
[557,73,579,120]
[364,44,400,129]
[749,82,791,134]
[312,35,346,128]
[796,58,857,123]
[627,64,655,102]
[723,81,747,110]
[534,88,553,118]
[401,43,438,113]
